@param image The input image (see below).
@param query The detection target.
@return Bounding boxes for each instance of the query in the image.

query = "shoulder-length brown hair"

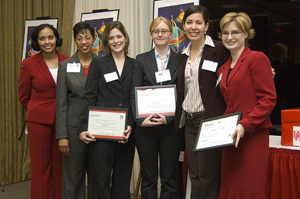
[102,21,130,56]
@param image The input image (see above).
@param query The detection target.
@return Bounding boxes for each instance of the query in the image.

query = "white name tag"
[216,73,222,87]
[104,71,119,82]
[155,69,171,83]
[202,60,218,72]
[67,63,81,73]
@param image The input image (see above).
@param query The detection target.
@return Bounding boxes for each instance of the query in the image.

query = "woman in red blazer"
[18,24,69,199]
[217,12,276,198]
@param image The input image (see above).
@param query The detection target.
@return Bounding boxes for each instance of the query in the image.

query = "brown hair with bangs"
[102,21,130,56]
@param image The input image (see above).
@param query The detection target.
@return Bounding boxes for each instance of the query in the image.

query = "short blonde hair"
[149,16,172,35]
[219,12,255,46]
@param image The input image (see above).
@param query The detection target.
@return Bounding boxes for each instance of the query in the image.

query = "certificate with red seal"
[88,107,127,141]
[135,85,176,118]
[194,112,241,152]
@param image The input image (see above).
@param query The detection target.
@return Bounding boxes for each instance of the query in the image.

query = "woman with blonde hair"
[217,12,276,198]
[131,16,180,199]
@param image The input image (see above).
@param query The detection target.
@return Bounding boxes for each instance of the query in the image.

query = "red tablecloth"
[266,147,300,199]
[183,136,300,199]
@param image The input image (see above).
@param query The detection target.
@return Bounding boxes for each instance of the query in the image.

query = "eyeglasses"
[152,30,171,35]
[75,37,92,43]
[221,31,242,37]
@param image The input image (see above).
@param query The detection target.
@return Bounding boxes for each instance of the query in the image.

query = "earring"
[205,31,207,35]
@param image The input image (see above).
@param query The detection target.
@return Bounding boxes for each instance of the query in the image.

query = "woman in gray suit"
[131,17,180,199]
[56,21,96,199]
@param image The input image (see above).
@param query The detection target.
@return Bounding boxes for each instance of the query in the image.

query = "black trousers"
[89,132,135,199]
[135,123,180,199]
[185,117,222,199]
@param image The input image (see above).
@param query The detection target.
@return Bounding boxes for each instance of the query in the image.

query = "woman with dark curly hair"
[56,21,97,199]
[18,24,69,199]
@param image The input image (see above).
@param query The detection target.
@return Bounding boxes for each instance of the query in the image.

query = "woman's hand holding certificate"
[141,113,167,127]
[79,131,96,144]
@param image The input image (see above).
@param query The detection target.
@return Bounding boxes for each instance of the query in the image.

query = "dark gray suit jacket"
[131,49,179,126]
[77,55,136,134]
[56,52,96,139]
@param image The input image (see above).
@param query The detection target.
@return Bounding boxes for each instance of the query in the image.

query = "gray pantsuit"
[56,52,95,199]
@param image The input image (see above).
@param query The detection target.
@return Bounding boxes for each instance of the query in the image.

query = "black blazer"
[77,55,136,134]
[131,49,179,126]
[175,39,230,132]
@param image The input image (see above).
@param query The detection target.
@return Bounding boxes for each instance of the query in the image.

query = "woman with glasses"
[131,16,180,199]
[56,21,96,199]
[217,12,276,198]
[77,21,135,199]
[18,24,69,199]
[174,5,231,199]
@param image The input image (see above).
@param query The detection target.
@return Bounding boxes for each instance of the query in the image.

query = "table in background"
[266,135,300,199]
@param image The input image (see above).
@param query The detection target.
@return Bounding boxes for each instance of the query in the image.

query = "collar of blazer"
[67,51,88,86]
[103,55,134,81]
[144,49,178,85]
[179,44,217,78]
[35,51,59,87]
[198,44,218,74]
[167,50,179,82]
[222,46,251,86]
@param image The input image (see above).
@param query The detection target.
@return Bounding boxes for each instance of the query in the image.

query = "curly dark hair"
[30,24,63,51]
[73,21,95,39]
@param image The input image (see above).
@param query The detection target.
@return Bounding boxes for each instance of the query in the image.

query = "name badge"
[155,69,171,83]
[202,60,218,72]
[67,63,81,73]
[215,73,222,87]
[104,71,119,82]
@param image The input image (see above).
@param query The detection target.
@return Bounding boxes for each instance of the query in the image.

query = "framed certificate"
[135,85,176,118]
[194,112,242,152]
[87,107,127,141]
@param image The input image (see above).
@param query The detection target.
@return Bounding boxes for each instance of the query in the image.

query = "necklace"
[79,55,92,69]
[81,59,92,69]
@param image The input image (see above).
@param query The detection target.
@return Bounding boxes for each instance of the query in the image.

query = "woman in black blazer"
[131,17,180,199]
[174,5,230,199]
[77,21,135,199]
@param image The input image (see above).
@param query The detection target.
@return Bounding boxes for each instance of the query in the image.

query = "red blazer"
[217,47,277,133]
[18,51,69,124]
